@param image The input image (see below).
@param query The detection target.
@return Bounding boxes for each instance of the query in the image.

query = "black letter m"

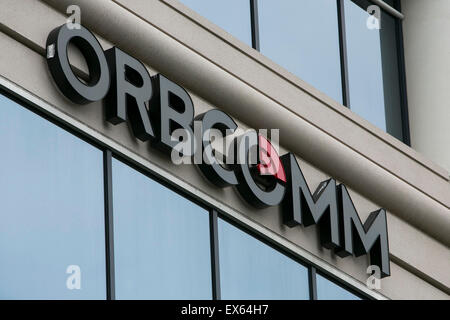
[281,153,340,249]
[336,184,390,278]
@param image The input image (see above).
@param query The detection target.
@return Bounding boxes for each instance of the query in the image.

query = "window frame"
[217,213,369,300]
[0,89,108,299]
[249,0,410,145]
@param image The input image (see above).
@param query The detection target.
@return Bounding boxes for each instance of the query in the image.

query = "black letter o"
[46,24,110,104]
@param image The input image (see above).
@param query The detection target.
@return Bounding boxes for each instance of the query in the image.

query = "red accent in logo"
[257,135,286,183]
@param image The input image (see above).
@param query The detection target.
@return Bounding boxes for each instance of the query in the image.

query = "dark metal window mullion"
[250,0,260,51]
[337,0,351,108]
[103,149,116,300]
[308,266,318,300]
[393,0,411,146]
[209,209,221,300]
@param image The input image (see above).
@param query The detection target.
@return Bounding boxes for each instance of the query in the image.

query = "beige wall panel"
[402,0,450,173]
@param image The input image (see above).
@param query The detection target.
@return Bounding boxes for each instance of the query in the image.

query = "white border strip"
[0,75,388,300]
[370,0,404,19]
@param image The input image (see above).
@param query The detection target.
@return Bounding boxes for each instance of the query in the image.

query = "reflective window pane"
[218,218,309,299]
[259,0,343,103]
[345,0,404,140]
[0,94,106,299]
[317,274,361,300]
[112,159,212,299]
[179,0,252,46]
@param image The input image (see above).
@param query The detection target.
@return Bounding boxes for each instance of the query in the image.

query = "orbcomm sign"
[46,25,390,278]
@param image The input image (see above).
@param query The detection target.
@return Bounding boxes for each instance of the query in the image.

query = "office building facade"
[0,0,448,299]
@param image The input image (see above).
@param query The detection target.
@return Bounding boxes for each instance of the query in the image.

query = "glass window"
[179,0,252,46]
[258,0,343,103]
[112,159,212,299]
[218,218,309,299]
[0,94,106,299]
[344,0,404,140]
[316,274,361,300]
